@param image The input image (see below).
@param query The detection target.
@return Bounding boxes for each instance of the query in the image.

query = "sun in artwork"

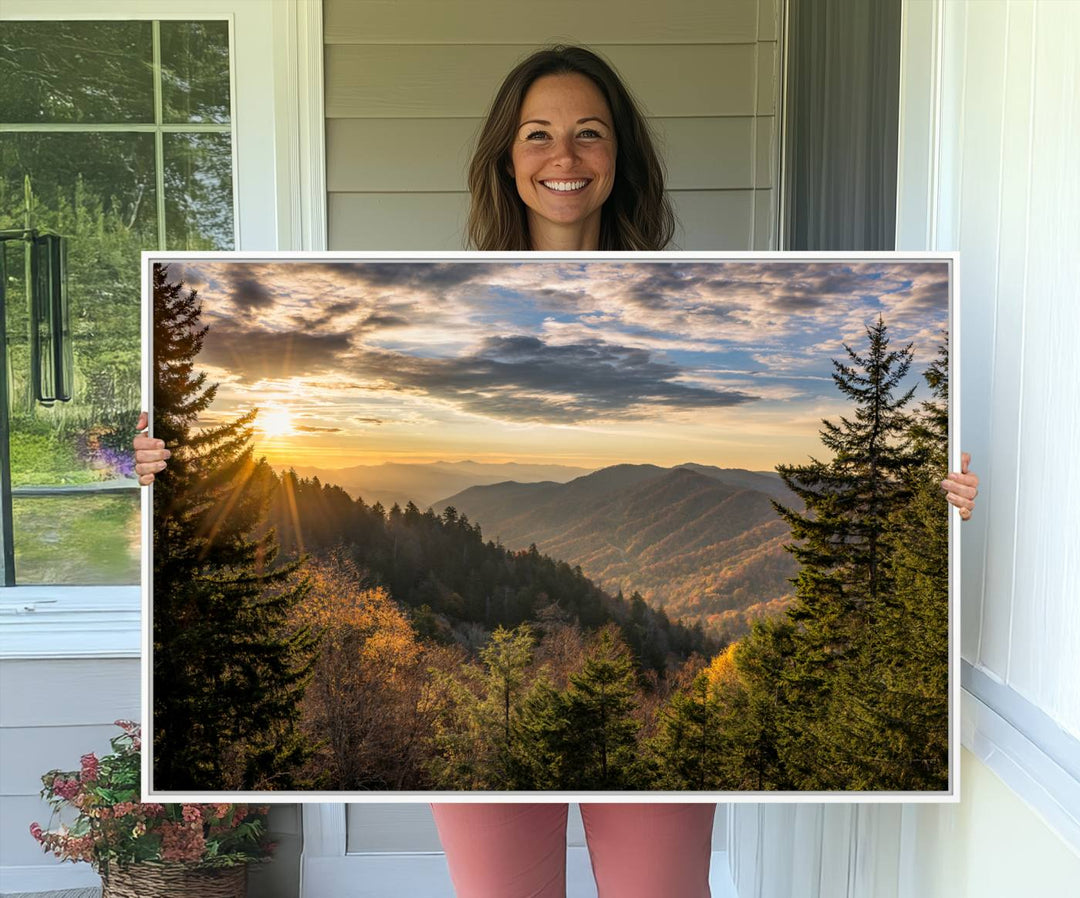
[257,406,294,438]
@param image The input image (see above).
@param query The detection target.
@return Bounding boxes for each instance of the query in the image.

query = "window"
[0,18,235,585]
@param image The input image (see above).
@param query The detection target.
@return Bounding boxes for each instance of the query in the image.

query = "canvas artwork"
[145,254,955,798]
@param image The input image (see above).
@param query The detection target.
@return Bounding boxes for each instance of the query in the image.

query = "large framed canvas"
[142,251,959,801]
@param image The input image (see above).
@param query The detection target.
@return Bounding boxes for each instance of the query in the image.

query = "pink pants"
[430,803,716,898]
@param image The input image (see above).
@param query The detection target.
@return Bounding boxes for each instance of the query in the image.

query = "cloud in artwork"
[199,319,353,379]
[230,276,276,310]
[349,335,756,424]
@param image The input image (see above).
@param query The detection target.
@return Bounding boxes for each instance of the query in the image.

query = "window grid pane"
[0,21,155,125]
[0,18,235,585]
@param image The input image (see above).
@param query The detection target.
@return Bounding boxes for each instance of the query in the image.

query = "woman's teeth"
[542,179,589,191]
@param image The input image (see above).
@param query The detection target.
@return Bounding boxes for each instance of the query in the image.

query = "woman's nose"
[549,134,579,166]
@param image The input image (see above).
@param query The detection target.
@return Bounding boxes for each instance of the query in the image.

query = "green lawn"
[13,493,140,585]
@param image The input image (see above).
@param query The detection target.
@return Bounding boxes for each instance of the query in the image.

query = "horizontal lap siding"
[327,117,771,192]
[0,658,139,868]
[324,0,780,251]
[329,191,468,250]
[324,0,761,45]
[325,45,761,118]
[0,723,125,795]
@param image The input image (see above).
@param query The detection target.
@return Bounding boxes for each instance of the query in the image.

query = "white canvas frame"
[140,249,961,805]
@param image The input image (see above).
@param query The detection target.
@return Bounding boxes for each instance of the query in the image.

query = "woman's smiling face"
[509,73,617,249]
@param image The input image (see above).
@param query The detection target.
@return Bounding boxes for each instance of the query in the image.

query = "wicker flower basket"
[100,862,247,898]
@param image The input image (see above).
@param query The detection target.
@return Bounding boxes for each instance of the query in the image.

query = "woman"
[134,45,979,898]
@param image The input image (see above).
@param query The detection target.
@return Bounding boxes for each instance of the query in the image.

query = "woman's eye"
[578,129,602,138]
[525,130,550,140]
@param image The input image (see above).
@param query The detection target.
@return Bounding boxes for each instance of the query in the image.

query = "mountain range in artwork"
[434,463,800,639]
[272,459,801,639]
[273,459,593,512]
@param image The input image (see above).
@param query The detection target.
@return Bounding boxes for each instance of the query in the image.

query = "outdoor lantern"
[0,229,74,406]
[30,233,73,405]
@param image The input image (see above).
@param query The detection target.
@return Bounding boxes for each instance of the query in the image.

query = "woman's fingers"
[940,463,979,521]
[941,474,978,501]
[944,489,975,509]
[134,411,169,485]
[134,441,170,466]
[134,456,168,470]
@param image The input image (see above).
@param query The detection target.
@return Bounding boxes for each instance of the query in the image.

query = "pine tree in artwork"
[151,264,317,790]
[770,316,922,787]
[852,336,950,789]
[560,625,644,789]
[651,670,725,790]
[480,624,535,753]
[712,618,798,790]
[505,675,569,789]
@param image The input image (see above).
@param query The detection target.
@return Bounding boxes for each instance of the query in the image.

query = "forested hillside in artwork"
[435,463,800,641]
[152,269,950,793]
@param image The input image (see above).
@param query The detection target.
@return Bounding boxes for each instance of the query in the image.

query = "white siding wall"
[729,0,1080,894]
[0,594,302,898]
[0,657,139,895]
[323,0,782,250]
[918,0,1080,737]
[0,654,302,898]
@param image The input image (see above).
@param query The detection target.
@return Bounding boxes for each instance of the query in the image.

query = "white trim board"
[961,682,1080,854]
[0,587,139,660]
[272,0,328,251]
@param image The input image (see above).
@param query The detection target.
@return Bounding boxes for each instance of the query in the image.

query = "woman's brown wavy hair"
[467,46,675,251]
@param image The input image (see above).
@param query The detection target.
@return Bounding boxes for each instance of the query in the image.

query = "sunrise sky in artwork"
[155,258,951,471]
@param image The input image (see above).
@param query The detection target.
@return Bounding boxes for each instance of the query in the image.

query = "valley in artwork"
[149,257,953,795]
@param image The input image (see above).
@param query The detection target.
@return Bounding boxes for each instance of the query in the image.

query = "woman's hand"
[133,411,171,486]
[941,451,979,521]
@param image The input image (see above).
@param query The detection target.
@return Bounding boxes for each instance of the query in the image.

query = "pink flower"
[52,778,80,801]
[181,805,202,824]
[80,753,99,782]
[30,822,43,842]
[160,821,206,863]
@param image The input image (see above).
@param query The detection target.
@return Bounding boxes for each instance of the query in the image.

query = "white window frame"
[0,0,326,660]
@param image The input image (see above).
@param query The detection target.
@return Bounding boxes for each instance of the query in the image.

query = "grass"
[13,493,140,585]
